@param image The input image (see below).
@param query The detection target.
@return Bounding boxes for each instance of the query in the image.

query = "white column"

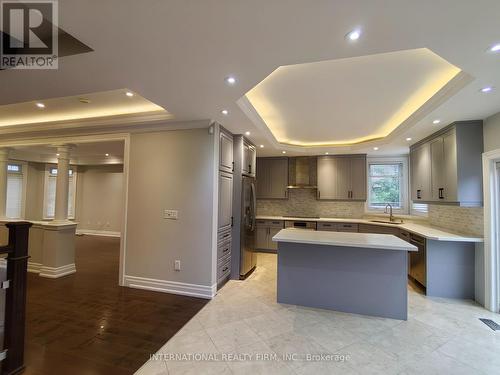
[0,148,9,219]
[54,145,71,222]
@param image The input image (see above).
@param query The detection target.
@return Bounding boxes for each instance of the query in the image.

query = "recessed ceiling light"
[480,86,494,93]
[433,119,441,124]
[325,152,329,155]
[56,153,60,156]
[125,92,134,97]
[406,137,412,141]
[225,76,237,85]
[221,109,229,115]
[373,147,379,151]
[282,151,286,154]
[489,43,500,53]
[105,153,110,157]
[245,131,250,136]
[259,145,264,148]
[346,29,361,41]
[36,102,45,108]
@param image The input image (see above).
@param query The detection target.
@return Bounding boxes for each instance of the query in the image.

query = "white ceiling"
[0,0,499,156]
[245,48,461,147]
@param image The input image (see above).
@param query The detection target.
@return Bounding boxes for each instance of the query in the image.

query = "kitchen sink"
[369,219,403,225]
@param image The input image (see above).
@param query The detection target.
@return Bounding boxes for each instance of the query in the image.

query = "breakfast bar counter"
[273,228,417,320]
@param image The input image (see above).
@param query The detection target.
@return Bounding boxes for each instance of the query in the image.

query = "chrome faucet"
[384,204,394,222]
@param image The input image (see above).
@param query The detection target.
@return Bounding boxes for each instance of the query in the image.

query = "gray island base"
[273,229,417,320]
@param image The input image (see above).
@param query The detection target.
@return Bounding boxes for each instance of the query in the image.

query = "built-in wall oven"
[284,220,317,230]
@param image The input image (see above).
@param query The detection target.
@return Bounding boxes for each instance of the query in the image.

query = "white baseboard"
[39,263,76,278]
[76,229,121,238]
[28,262,42,273]
[124,275,216,299]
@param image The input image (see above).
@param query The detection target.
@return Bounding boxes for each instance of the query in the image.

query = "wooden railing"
[1,222,32,375]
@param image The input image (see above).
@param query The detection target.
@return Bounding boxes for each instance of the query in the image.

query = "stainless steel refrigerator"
[240,175,257,278]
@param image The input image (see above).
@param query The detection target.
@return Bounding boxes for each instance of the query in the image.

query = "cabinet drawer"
[217,240,231,260]
[337,223,358,232]
[217,255,231,279]
[358,224,400,236]
[256,219,284,228]
[317,222,338,231]
[217,228,232,243]
[399,230,411,242]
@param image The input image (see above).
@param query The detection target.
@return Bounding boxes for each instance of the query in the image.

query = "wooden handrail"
[2,222,32,375]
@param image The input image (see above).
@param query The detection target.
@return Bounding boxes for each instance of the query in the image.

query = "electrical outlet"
[164,209,178,220]
[174,260,181,271]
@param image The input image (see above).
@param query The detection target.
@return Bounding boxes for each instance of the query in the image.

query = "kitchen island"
[273,228,417,320]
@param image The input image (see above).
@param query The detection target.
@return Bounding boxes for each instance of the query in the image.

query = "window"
[6,163,26,219]
[367,158,408,213]
[44,166,77,219]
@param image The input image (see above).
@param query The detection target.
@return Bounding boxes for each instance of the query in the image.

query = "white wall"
[123,128,216,297]
[484,111,500,152]
[75,164,123,233]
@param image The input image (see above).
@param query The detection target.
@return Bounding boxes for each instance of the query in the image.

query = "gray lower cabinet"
[256,157,288,199]
[218,171,233,232]
[317,222,358,232]
[410,121,483,206]
[317,155,367,200]
[255,219,284,251]
[217,228,232,287]
[317,222,338,231]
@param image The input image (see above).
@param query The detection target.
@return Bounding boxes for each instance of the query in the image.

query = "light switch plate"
[164,209,178,220]
[174,260,181,271]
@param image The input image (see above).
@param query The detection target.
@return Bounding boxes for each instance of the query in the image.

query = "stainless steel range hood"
[287,156,317,189]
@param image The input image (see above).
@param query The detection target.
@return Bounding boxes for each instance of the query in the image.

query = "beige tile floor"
[136,253,500,375]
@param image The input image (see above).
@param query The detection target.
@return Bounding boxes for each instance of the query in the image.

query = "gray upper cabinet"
[256,157,288,199]
[218,171,233,231]
[242,140,256,177]
[317,155,367,200]
[219,130,234,174]
[410,142,431,201]
[410,121,483,206]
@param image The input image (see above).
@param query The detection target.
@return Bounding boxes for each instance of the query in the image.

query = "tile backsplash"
[257,189,365,218]
[428,205,484,236]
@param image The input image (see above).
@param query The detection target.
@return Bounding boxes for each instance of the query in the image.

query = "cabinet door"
[335,158,351,200]
[256,158,270,198]
[255,226,268,250]
[218,172,233,231]
[411,143,431,201]
[430,137,444,201]
[269,158,289,199]
[350,156,367,200]
[442,129,458,201]
[268,227,281,250]
[317,156,336,199]
[242,142,250,174]
[219,131,234,173]
[248,144,256,177]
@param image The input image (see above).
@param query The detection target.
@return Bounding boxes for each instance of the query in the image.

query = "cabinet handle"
[439,188,444,199]
[232,161,234,172]
[222,267,228,272]
[249,164,252,173]
[417,189,421,199]
[231,216,234,227]
[317,190,321,199]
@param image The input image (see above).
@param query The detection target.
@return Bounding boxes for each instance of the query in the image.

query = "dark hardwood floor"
[24,235,208,375]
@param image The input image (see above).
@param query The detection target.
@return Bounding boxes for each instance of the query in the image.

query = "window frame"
[365,156,409,215]
[6,161,28,219]
[43,164,77,220]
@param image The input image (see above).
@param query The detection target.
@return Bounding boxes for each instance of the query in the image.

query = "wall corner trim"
[39,263,76,278]
[27,261,42,274]
[123,275,216,299]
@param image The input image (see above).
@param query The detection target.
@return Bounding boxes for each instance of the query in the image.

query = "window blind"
[44,172,75,218]
[6,173,23,219]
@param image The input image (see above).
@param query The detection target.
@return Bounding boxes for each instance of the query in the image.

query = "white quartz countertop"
[256,216,483,243]
[273,228,418,251]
